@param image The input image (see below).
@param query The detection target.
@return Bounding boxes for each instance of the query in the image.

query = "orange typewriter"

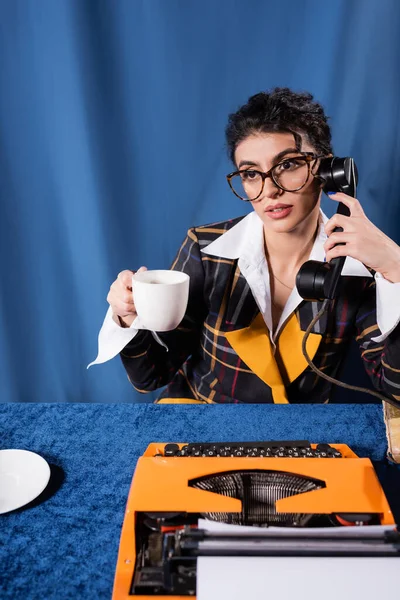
[112,440,400,599]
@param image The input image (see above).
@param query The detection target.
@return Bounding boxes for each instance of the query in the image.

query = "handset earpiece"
[296,157,358,301]
[318,156,358,197]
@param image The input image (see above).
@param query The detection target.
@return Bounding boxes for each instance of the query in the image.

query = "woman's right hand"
[107,267,147,328]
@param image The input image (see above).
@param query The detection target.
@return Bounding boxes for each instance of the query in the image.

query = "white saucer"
[0,449,51,514]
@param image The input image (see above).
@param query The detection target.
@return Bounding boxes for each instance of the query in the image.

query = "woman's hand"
[324,192,400,283]
[107,267,147,327]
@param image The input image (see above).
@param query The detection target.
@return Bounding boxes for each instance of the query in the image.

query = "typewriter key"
[164,444,180,457]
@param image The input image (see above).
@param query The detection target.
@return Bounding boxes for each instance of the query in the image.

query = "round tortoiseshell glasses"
[226,152,325,201]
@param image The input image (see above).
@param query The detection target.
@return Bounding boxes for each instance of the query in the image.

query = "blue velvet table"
[1,403,400,600]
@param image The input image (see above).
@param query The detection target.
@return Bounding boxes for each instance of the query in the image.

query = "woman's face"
[233,131,322,234]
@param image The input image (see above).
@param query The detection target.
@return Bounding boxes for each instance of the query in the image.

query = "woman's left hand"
[324,192,400,283]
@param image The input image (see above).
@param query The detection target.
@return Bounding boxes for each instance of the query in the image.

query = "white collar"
[201,209,372,278]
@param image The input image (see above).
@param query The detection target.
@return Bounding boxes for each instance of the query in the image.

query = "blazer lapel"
[277,312,322,382]
[296,299,330,335]
[225,313,289,404]
[224,262,259,330]
[225,311,323,404]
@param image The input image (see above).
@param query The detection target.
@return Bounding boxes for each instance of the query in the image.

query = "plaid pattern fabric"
[120,217,400,404]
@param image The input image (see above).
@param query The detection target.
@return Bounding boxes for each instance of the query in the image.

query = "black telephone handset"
[296,157,358,301]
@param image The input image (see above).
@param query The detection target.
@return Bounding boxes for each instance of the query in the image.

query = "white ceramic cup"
[131,270,190,331]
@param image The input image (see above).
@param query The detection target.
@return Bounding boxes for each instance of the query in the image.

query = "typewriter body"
[113,441,399,599]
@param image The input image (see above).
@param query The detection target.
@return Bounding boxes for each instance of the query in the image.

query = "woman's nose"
[258,176,282,201]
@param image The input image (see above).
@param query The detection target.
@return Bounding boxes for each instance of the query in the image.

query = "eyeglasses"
[226,152,325,202]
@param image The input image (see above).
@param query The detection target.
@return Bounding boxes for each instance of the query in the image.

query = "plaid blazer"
[120,217,400,404]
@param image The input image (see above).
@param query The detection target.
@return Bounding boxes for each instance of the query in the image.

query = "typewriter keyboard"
[160,441,342,458]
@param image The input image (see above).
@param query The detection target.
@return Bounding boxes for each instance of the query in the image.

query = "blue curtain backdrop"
[1,0,400,403]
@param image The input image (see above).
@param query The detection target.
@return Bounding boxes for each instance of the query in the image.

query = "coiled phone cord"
[302,299,400,410]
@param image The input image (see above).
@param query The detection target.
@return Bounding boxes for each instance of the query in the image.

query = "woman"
[90,88,400,404]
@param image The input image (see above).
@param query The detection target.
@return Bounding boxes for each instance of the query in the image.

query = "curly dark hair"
[225,87,333,165]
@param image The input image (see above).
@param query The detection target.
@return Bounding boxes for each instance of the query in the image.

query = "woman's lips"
[264,205,293,220]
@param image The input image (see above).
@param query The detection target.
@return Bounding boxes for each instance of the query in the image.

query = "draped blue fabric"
[1,0,399,403]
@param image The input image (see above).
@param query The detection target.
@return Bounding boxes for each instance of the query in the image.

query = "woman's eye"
[281,160,295,170]
[241,170,259,180]
[276,158,302,172]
